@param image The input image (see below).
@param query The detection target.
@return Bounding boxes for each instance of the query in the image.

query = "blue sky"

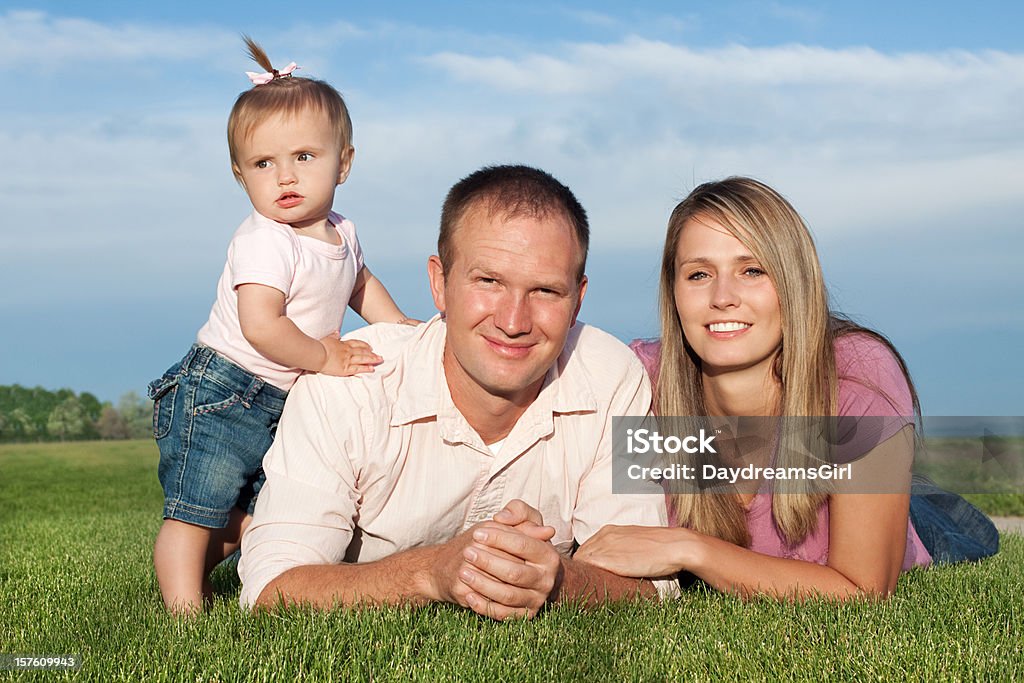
[1,1,1021,415]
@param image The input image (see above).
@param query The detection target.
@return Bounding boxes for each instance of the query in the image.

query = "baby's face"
[233,107,352,231]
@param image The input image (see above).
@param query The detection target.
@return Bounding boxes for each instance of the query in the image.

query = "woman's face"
[673,216,783,378]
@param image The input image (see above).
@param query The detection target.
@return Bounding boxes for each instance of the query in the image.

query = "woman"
[576,177,997,600]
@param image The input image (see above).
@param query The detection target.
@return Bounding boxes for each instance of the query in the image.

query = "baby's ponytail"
[243,35,275,75]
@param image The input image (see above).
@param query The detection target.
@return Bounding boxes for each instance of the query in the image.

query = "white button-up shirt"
[239,316,670,606]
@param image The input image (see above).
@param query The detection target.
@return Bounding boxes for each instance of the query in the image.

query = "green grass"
[1,441,1022,681]
[963,493,1024,517]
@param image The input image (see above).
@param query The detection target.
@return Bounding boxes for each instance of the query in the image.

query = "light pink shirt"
[630,333,931,570]
[196,210,364,390]
[239,317,673,607]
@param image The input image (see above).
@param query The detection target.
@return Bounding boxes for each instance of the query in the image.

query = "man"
[238,165,671,619]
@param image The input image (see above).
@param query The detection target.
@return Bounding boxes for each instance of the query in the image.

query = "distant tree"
[96,404,131,440]
[78,392,103,439]
[8,407,37,440]
[47,397,87,441]
[0,385,154,442]
[19,385,60,438]
[118,392,153,440]
[2,386,37,438]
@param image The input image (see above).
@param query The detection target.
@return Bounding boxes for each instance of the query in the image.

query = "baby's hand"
[317,334,383,376]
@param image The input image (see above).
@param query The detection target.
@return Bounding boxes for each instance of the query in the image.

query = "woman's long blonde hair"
[657,177,918,546]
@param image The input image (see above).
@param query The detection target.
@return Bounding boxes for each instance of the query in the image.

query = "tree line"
[0,385,152,442]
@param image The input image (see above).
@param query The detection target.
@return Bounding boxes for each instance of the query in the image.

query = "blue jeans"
[147,344,288,528]
[909,474,999,564]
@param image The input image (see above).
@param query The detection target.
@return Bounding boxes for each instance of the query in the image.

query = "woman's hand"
[576,525,696,578]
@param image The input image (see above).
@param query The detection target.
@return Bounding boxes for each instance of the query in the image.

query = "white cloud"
[421,51,594,94]
[563,9,618,29]
[764,2,823,29]
[0,10,231,65]
[0,10,364,72]
[425,36,1024,92]
[416,37,1024,238]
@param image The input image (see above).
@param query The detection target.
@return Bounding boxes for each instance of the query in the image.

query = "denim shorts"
[146,344,288,528]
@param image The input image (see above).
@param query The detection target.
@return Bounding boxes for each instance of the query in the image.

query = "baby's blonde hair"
[227,36,353,182]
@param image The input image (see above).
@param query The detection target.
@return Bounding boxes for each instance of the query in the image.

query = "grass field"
[1,440,1022,681]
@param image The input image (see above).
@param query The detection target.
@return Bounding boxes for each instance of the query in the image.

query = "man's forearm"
[552,556,658,605]
[254,546,439,610]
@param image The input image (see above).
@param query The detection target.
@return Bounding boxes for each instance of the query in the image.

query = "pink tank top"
[630,334,931,570]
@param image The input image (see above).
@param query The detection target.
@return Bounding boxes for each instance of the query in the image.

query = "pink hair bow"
[246,62,300,85]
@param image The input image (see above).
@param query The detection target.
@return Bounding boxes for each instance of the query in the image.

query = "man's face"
[428,203,588,406]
